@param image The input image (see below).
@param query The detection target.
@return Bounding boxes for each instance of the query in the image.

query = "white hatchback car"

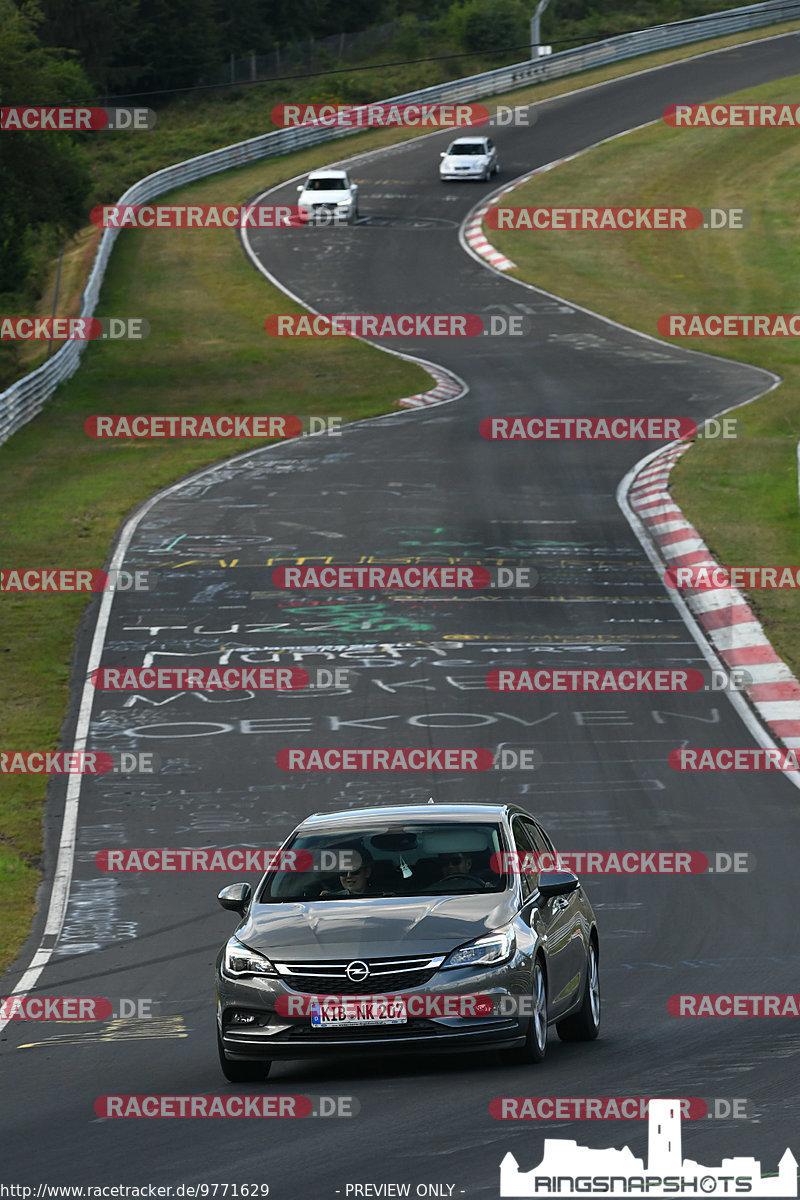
[439,136,499,182]
[296,169,359,224]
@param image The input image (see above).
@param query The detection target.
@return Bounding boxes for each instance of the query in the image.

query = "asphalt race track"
[3,32,800,1197]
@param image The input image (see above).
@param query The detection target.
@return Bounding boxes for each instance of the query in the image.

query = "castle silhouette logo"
[500,1098,797,1197]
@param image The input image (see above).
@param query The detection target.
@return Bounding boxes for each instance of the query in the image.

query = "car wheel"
[483,166,491,182]
[513,957,548,1063]
[494,161,500,176]
[556,939,600,1042]
[217,1026,272,1082]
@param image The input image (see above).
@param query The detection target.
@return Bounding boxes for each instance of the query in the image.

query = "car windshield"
[304,177,348,191]
[448,144,485,155]
[258,822,508,901]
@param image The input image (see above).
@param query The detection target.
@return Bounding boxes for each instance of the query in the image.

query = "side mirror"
[536,870,580,900]
[218,882,252,915]
[296,184,304,192]
[352,183,358,192]
[439,151,446,157]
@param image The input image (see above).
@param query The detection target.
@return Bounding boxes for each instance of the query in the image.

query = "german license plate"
[310,997,407,1027]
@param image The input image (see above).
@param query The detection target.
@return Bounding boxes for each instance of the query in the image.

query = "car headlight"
[337,199,351,206]
[223,936,277,978]
[441,927,516,969]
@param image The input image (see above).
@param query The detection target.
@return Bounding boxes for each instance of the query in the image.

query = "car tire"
[512,957,548,1063]
[217,1026,272,1082]
[494,161,500,176]
[556,939,600,1042]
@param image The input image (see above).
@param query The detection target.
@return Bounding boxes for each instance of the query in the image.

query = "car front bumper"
[217,959,532,1061]
[440,167,487,179]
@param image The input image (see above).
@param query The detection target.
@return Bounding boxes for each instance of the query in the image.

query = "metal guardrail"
[2,0,798,447]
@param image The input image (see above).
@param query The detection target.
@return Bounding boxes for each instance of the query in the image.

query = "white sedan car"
[439,136,499,182]
[296,169,359,224]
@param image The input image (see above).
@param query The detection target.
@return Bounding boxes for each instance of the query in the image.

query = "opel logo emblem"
[346,960,369,983]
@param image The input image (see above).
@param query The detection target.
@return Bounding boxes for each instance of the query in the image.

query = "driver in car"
[437,851,488,887]
[439,852,474,877]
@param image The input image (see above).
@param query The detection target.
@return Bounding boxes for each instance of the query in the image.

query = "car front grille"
[273,954,445,995]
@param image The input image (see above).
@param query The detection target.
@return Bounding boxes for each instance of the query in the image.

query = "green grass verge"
[488,73,800,672]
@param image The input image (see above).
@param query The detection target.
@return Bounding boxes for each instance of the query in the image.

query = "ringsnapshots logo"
[499,1098,797,1197]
